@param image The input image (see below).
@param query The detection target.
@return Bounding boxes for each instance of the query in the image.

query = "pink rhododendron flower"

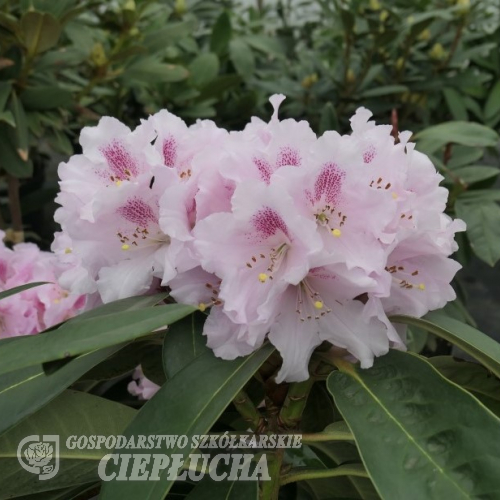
[0,232,85,338]
[128,366,160,400]
[55,96,465,382]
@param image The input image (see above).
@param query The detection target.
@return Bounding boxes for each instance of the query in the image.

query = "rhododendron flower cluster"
[0,232,85,338]
[54,95,464,383]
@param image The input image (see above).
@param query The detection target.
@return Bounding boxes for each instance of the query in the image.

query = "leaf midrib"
[343,367,470,499]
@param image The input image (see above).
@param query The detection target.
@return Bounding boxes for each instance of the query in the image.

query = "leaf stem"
[7,174,23,243]
[280,464,368,486]
[233,390,265,431]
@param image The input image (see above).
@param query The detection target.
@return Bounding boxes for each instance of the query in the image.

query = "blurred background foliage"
[0,0,499,339]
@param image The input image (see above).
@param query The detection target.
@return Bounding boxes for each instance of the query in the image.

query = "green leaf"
[448,146,484,169]
[0,82,11,112]
[318,102,339,134]
[414,121,499,154]
[389,312,500,379]
[0,110,15,127]
[485,80,500,122]
[20,11,61,55]
[163,311,208,378]
[0,281,48,301]
[328,350,500,500]
[0,304,195,376]
[429,356,500,416]
[144,20,198,52]
[360,85,408,98]
[0,122,33,177]
[125,58,189,83]
[100,343,274,500]
[188,52,219,89]
[210,11,232,56]
[243,34,284,57]
[0,344,123,436]
[229,39,255,78]
[443,88,468,121]
[21,86,73,111]
[9,91,29,161]
[455,200,500,266]
[0,390,136,498]
[453,165,499,185]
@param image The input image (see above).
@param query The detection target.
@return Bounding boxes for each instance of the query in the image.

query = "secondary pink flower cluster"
[0,232,85,338]
[54,95,464,382]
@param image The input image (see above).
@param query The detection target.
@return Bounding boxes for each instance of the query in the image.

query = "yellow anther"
[198,302,207,312]
[116,180,122,186]
[392,192,398,199]
[53,299,60,304]
[314,301,323,309]
[121,244,130,250]
[331,228,342,237]
[418,283,426,290]
[258,273,269,283]
[64,247,72,254]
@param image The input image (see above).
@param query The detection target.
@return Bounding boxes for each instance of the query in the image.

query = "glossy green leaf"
[328,350,500,500]
[243,34,284,57]
[0,344,123,436]
[414,121,499,153]
[229,39,255,78]
[455,200,500,266]
[0,82,11,112]
[0,110,14,127]
[429,356,500,416]
[210,11,232,55]
[361,85,408,98]
[391,312,500,378]
[485,80,500,122]
[453,165,499,185]
[21,86,73,111]
[163,311,208,378]
[100,343,274,500]
[0,281,48,301]
[9,91,29,160]
[20,11,61,55]
[0,390,136,499]
[0,304,195,376]
[318,102,339,134]
[188,52,219,88]
[125,58,189,83]
[0,122,33,177]
[443,88,468,121]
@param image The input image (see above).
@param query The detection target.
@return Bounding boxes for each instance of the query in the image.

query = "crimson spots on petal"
[363,145,376,164]
[314,163,345,205]
[101,140,138,180]
[163,136,177,167]
[252,206,290,238]
[117,197,157,227]
[276,146,300,168]
[253,157,273,183]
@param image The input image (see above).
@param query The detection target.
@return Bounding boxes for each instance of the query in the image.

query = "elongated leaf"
[20,11,61,55]
[361,85,408,98]
[210,11,232,55]
[188,52,219,89]
[455,200,500,265]
[414,121,499,153]
[0,281,48,301]
[0,390,136,498]
[453,165,499,185]
[21,86,73,111]
[100,343,274,500]
[429,356,500,416]
[0,344,123,436]
[328,350,500,500]
[443,88,468,121]
[163,311,208,378]
[0,82,11,112]
[0,304,195,376]
[391,312,500,378]
[485,80,500,122]
[229,39,255,78]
